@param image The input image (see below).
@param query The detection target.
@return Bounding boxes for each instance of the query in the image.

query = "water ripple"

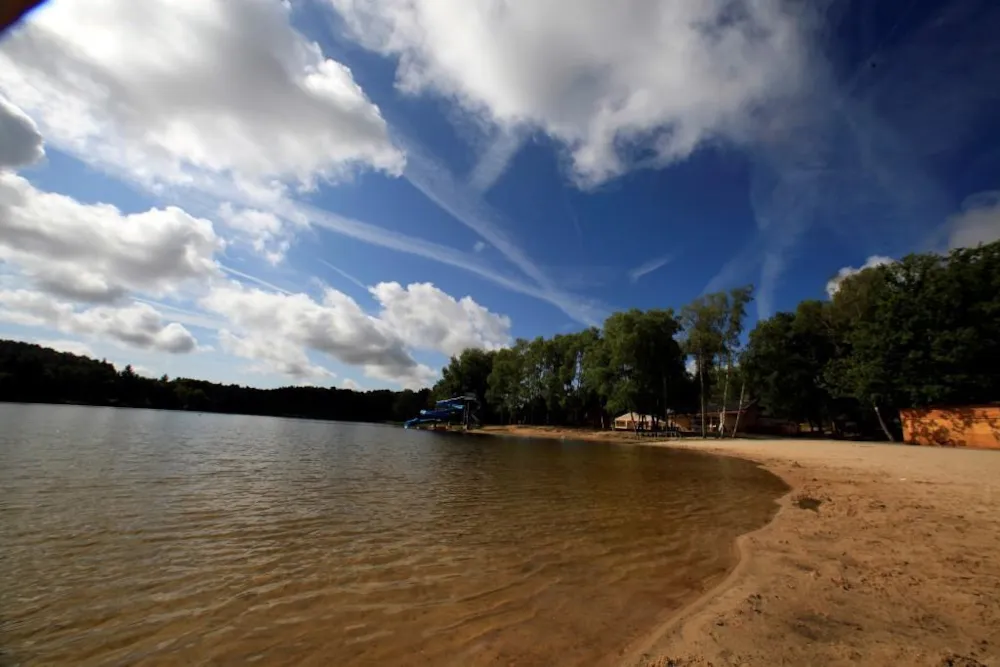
[0,405,787,666]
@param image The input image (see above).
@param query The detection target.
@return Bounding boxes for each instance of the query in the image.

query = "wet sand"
[482,427,1000,666]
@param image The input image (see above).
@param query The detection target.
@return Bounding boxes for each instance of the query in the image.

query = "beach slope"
[633,440,1000,667]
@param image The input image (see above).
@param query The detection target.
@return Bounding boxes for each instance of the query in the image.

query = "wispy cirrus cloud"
[319,258,368,292]
[467,128,526,194]
[706,0,1000,318]
[287,196,605,325]
[628,253,673,283]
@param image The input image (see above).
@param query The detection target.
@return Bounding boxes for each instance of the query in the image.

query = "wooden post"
[731,380,746,437]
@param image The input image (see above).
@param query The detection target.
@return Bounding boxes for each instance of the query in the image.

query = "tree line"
[433,287,754,435]
[434,241,1000,440]
[0,340,431,424]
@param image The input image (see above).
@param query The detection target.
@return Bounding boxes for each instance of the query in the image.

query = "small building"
[613,412,657,431]
[669,401,760,434]
[900,404,1000,449]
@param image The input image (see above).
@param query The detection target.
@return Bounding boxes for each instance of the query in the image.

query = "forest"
[0,340,431,424]
[432,241,1000,440]
[1,241,997,439]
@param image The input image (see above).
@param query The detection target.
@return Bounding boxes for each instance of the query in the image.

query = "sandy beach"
[481,427,1000,666]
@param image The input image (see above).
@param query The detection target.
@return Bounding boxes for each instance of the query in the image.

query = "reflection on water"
[0,404,787,666]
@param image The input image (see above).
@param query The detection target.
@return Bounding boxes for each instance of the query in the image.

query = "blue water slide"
[404,417,439,429]
[419,408,459,420]
[404,394,477,429]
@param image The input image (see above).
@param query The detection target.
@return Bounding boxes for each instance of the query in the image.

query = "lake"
[0,404,788,666]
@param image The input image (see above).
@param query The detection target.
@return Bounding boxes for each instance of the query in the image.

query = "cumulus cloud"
[331,0,810,185]
[370,281,512,357]
[201,282,434,387]
[217,329,335,382]
[218,203,292,265]
[825,256,894,298]
[0,95,43,168]
[0,0,403,190]
[947,191,1000,250]
[201,280,510,387]
[0,172,222,303]
[0,290,198,353]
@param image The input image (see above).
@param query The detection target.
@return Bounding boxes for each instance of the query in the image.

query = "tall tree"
[717,286,754,436]
[744,301,837,430]
[601,309,686,431]
[681,294,727,437]
[487,342,527,424]
[433,348,498,420]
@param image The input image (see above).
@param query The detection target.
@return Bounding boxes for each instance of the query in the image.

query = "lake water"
[0,404,787,666]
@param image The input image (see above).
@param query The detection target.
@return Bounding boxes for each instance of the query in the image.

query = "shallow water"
[0,404,788,666]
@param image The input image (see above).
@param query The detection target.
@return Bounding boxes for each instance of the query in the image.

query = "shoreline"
[479,426,1000,666]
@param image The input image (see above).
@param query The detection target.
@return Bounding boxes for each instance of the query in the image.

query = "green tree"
[434,348,498,420]
[487,342,527,424]
[602,309,686,431]
[824,243,1000,439]
[744,300,837,430]
[681,294,727,437]
[716,286,754,436]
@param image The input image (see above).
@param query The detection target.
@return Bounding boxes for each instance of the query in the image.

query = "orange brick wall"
[900,406,1000,449]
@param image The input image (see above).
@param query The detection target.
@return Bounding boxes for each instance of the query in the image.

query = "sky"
[1,0,999,391]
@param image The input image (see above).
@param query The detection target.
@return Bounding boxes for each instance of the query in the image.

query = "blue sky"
[1,0,998,389]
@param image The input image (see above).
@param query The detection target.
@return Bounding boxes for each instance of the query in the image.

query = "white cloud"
[34,338,94,358]
[218,204,292,265]
[948,191,1000,250]
[467,128,525,193]
[3,0,601,330]
[340,378,362,391]
[0,0,403,190]
[286,196,606,325]
[825,256,894,298]
[0,290,199,353]
[370,281,512,357]
[217,329,334,382]
[331,0,810,186]
[319,259,368,291]
[473,241,487,253]
[0,172,222,303]
[628,253,673,283]
[201,282,435,388]
[0,95,44,168]
[201,280,511,387]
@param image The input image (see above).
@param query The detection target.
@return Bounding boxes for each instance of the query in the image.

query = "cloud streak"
[707,0,1000,318]
[319,258,369,291]
[467,128,526,193]
[628,254,674,283]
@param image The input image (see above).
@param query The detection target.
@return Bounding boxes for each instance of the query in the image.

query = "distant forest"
[0,340,431,424]
[3,242,997,437]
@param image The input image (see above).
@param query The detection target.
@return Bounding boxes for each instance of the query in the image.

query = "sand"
[480,427,1000,667]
